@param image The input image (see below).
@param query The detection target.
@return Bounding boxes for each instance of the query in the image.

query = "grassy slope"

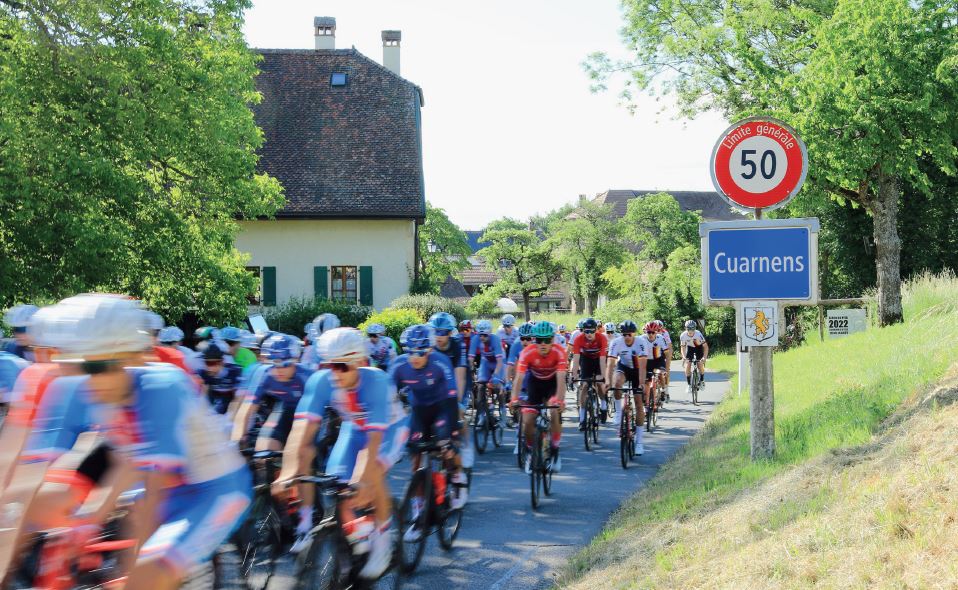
[558,273,958,589]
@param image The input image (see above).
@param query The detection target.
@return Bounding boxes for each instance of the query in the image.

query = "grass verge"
[557,272,958,589]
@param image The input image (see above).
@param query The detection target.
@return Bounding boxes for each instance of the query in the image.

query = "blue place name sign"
[699,219,819,304]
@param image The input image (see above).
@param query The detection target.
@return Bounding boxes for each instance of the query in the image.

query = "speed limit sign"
[710,117,808,212]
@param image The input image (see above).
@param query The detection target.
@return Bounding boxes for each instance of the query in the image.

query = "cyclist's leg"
[611,369,625,425]
[255,405,293,452]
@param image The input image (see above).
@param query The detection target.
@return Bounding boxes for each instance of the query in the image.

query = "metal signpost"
[705,116,815,460]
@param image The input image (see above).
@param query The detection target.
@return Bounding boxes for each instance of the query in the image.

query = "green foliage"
[388,294,466,324]
[549,200,627,312]
[465,285,500,318]
[623,193,701,268]
[262,296,372,336]
[594,297,644,325]
[0,0,284,321]
[479,220,563,320]
[358,308,424,343]
[416,202,471,294]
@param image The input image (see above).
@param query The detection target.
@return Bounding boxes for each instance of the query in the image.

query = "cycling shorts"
[615,363,643,391]
[207,389,236,415]
[139,467,251,577]
[523,376,558,413]
[478,358,505,385]
[260,405,296,446]
[326,417,410,483]
[43,443,113,504]
[409,399,459,445]
[684,346,705,362]
[578,356,603,381]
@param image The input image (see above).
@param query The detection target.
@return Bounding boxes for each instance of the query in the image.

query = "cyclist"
[641,321,668,405]
[655,320,674,393]
[428,313,473,468]
[510,322,568,473]
[221,326,257,369]
[553,323,568,349]
[497,314,518,358]
[22,294,251,590]
[278,328,408,579]
[199,343,243,415]
[157,326,199,371]
[604,322,617,338]
[143,312,193,376]
[680,320,708,395]
[468,319,506,425]
[605,321,649,455]
[390,325,468,540]
[570,318,608,430]
[3,304,38,361]
[366,324,397,370]
[506,323,535,383]
[0,352,28,406]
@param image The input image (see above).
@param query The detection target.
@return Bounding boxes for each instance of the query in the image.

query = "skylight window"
[330,73,347,87]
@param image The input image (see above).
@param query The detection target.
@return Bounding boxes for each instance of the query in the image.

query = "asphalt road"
[245,367,729,590]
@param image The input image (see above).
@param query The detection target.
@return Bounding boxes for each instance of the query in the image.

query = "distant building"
[585,189,747,222]
[236,18,425,310]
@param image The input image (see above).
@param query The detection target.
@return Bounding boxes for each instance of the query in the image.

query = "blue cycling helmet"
[366,323,386,336]
[262,333,302,361]
[501,314,516,327]
[402,324,435,352]
[158,326,181,344]
[220,326,242,343]
[428,312,457,334]
[476,319,493,335]
[311,313,341,339]
[517,323,535,337]
[582,318,598,331]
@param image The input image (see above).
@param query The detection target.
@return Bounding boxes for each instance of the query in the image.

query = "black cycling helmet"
[203,344,225,362]
[619,320,638,334]
[581,318,598,331]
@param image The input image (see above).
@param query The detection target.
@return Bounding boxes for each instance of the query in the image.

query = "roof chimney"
[382,30,401,75]
[314,17,336,50]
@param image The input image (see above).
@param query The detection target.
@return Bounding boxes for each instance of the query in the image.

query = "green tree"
[414,202,471,294]
[623,193,701,268]
[478,219,563,321]
[587,0,958,326]
[550,200,626,313]
[0,0,283,323]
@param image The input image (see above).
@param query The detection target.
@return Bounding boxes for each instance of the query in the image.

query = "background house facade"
[236,19,426,310]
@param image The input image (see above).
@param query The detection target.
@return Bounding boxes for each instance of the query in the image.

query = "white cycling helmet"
[143,311,164,333]
[311,313,341,339]
[501,314,516,327]
[47,294,152,360]
[26,305,62,349]
[685,320,697,330]
[476,319,493,335]
[317,327,366,364]
[5,304,39,329]
[604,322,616,333]
[158,326,183,344]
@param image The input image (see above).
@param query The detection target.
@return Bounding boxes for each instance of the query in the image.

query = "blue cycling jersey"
[388,353,457,407]
[200,362,243,395]
[250,365,312,413]
[468,333,504,363]
[367,337,397,369]
[507,340,532,366]
[24,365,246,485]
[497,327,518,348]
[296,367,404,432]
[433,335,467,370]
[0,351,29,403]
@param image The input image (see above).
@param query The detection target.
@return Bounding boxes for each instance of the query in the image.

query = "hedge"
[358,308,425,343]
[388,294,466,323]
[262,296,373,336]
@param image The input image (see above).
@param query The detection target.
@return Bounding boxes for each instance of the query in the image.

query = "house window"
[330,266,358,302]
[246,266,262,305]
[331,73,348,86]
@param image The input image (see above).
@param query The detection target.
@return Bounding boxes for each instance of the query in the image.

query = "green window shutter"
[359,266,373,306]
[314,266,328,299]
[262,266,277,306]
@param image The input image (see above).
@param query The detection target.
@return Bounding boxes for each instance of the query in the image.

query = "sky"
[243,1,730,229]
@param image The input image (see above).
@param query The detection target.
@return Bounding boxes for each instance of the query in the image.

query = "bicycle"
[572,377,601,451]
[689,353,704,405]
[608,385,638,469]
[397,440,470,574]
[471,380,504,454]
[289,474,402,590]
[233,449,297,590]
[519,404,561,510]
[646,369,666,432]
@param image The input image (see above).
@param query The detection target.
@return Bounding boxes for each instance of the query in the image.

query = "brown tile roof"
[589,190,748,222]
[460,266,499,286]
[252,49,425,219]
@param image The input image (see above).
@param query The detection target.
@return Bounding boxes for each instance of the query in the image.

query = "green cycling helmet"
[531,322,555,339]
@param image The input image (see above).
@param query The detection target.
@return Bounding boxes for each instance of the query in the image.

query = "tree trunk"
[872,175,904,326]
[586,294,598,315]
[522,292,532,322]
[573,294,585,314]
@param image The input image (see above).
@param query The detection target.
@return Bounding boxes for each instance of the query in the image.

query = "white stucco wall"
[235,219,416,310]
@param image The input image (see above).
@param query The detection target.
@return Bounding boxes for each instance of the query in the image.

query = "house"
[235,18,426,310]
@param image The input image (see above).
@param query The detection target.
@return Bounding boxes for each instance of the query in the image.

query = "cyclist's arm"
[702,340,709,361]
[605,356,617,385]
[231,399,259,444]
[278,419,319,484]
[570,353,580,379]
[599,354,608,381]
[637,356,648,386]
[510,365,525,403]
[681,343,688,359]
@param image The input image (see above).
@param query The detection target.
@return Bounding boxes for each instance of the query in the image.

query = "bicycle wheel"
[238,494,282,590]
[542,452,553,497]
[472,393,489,455]
[530,439,541,509]
[492,402,505,448]
[398,469,430,574]
[516,420,526,470]
[294,530,342,590]
[590,397,600,445]
[619,411,630,469]
[583,396,593,451]
[646,396,654,433]
[691,370,700,405]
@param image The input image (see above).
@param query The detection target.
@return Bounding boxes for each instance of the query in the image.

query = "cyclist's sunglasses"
[434,329,452,336]
[534,337,552,344]
[582,329,596,335]
[79,359,123,375]
[368,334,380,339]
[328,362,355,373]
[519,336,532,342]
[645,331,656,336]
[408,349,429,358]
[204,359,224,367]
[623,332,636,337]
[479,333,490,338]
[272,359,295,368]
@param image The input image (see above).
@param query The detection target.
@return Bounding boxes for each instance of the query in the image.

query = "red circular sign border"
[710,117,808,212]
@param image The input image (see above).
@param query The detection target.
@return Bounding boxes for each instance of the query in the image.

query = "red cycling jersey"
[572,332,609,359]
[516,344,568,380]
